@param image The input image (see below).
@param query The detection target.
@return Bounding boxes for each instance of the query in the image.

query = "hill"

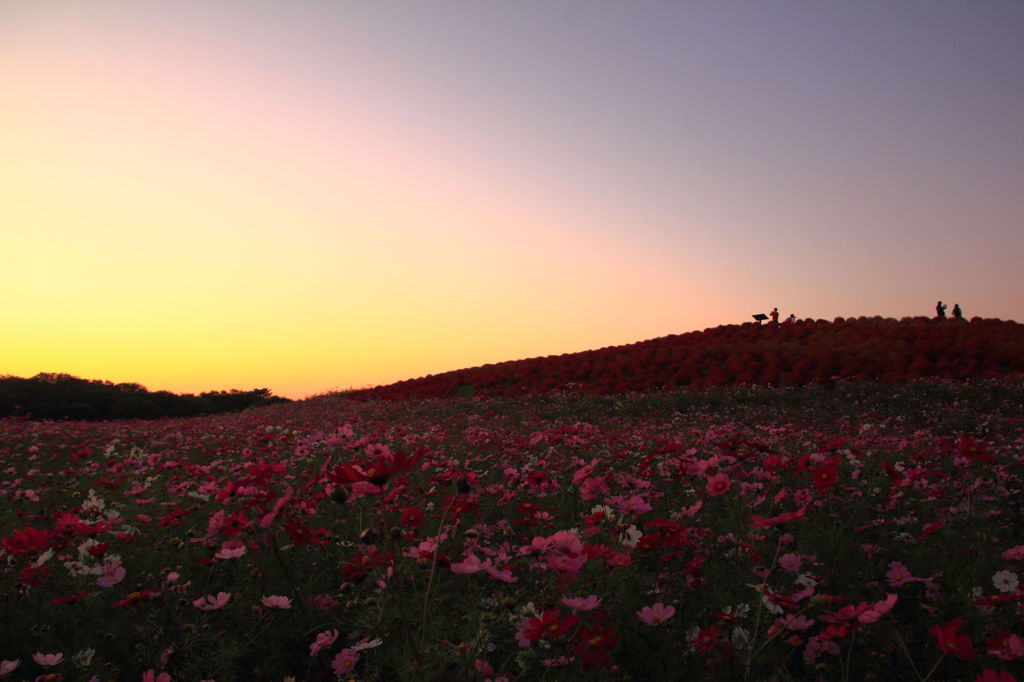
[347,316,1024,400]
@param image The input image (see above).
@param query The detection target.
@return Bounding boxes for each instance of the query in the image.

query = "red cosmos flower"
[52,591,87,605]
[328,450,421,487]
[157,507,188,528]
[523,610,580,642]
[751,507,807,529]
[812,457,840,494]
[55,512,118,536]
[1,526,56,557]
[112,588,156,608]
[930,618,976,661]
[399,507,424,528]
[635,533,662,552]
[690,625,722,653]
[283,520,331,547]
[572,619,619,669]
[19,563,50,587]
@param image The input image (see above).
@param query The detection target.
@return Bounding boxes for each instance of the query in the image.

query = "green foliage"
[0,373,290,420]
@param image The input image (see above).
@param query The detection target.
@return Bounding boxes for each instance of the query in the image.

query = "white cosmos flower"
[993,570,1019,594]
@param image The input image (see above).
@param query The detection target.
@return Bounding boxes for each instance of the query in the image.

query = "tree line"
[0,373,290,420]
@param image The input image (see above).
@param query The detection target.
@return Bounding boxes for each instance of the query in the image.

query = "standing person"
[770,307,779,326]
[936,301,947,318]
[952,303,962,319]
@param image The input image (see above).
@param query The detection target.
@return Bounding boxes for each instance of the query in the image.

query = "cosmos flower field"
[2,378,1022,681]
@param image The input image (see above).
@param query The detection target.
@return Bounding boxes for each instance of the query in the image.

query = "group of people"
[935,301,963,319]
[769,308,796,325]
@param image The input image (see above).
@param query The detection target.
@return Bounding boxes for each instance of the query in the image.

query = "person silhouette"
[936,301,947,319]
[952,303,962,319]
[770,307,779,326]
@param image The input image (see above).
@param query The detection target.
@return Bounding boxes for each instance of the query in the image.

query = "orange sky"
[4,3,1022,399]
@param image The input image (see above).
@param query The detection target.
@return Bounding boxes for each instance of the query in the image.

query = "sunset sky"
[4,2,1023,399]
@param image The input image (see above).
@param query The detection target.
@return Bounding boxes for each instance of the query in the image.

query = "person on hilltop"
[952,303,963,319]
[935,301,947,319]
[770,307,779,326]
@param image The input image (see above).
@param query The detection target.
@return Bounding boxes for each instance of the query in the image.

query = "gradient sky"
[4,1,1023,399]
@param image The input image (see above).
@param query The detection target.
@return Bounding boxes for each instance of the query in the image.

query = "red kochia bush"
[350,317,1024,400]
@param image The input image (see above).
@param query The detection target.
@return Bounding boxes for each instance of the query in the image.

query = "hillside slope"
[348,316,1024,400]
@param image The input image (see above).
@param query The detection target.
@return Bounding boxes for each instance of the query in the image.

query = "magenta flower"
[0,660,19,676]
[192,592,231,610]
[331,649,360,675]
[637,602,676,626]
[260,595,292,609]
[32,652,63,667]
[309,629,339,656]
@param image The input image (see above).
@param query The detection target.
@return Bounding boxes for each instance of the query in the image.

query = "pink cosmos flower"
[192,592,231,611]
[484,563,517,583]
[309,594,338,611]
[32,652,63,667]
[578,476,607,500]
[331,649,359,675]
[612,494,653,517]
[215,538,247,560]
[0,660,19,676]
[96,561,126,588]
[607,551,632,568]
[561,595,601,612]
[260,595,292,609]
[546,553,587,574]
[141,670,171,682]
[451,554,489,575]
[706,472,731,496]
[778,553,802,572]
[986,631,1024,660]
[778,614,815,631]
[514,616,535,647]
[886,561,915,587]
[857,594,898,623]
[637,603,676,626]
[548,530,584,555]
[309,629,339,656]
[1002,545,1024,561]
